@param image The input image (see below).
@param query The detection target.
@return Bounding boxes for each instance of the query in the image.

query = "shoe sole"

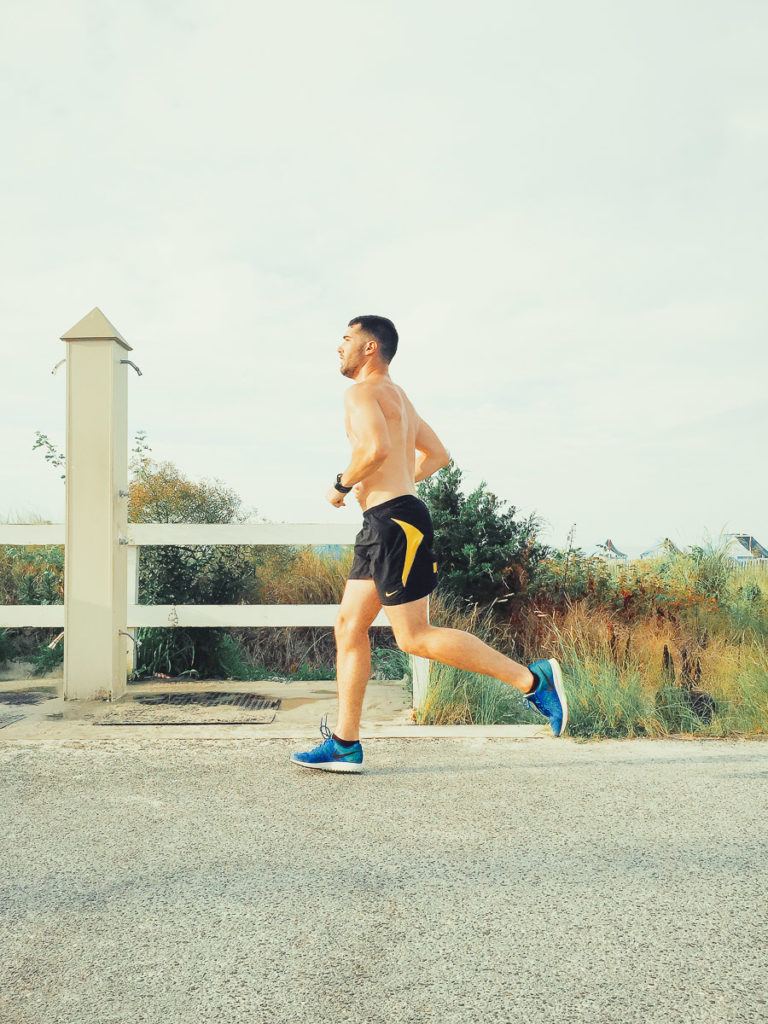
[548,658,568,736]
[290,756,363,774]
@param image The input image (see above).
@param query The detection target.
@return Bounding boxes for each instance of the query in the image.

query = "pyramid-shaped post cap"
[61,307,132,351]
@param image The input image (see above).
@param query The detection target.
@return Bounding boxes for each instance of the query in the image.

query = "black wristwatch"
[334,472,353,493]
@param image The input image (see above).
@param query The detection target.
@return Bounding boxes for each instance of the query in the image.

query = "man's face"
[337,323,371,378]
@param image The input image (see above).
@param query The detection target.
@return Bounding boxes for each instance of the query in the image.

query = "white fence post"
[61,308,131,701]
[126,546,139,677]
[410,593,431,713]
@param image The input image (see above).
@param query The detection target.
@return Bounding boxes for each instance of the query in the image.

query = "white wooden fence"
[733,558,768,571]
[0,520,431,707]
[0,307,430,707]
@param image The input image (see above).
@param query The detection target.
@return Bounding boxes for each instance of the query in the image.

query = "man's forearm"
[414,451,448,483]
[339,447,389,488]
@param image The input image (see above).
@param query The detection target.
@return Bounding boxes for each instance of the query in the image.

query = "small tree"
[129,457,260,679]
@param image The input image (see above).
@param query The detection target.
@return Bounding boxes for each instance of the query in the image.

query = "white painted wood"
[126,522,361,546]
[126,546,139,675]
[127,546,139,604]
[61,312,129,701]
[0,525,66,545]
[126,604,391,628]
[411,654,430,712]
[0,522,359,546]
[0,606,65,627]
[410,594,431,712]
[61,306,131,348]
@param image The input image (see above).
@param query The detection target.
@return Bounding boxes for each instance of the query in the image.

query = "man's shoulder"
[344,380,393,401]
[344,380,410,415]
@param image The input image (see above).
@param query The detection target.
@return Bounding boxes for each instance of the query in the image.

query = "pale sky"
[2,0,766,557]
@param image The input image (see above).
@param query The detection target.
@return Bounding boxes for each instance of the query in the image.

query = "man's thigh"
[336,578,382,632]
[382,594,430,650]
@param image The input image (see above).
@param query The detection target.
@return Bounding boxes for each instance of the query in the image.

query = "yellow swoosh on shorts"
[391,518,425,587]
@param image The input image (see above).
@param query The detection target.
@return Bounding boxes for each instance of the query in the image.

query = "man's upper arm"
[415,414,449,460]
[345,387,392,456]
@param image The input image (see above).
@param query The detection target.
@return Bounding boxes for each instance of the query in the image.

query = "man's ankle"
[332,732,359,746]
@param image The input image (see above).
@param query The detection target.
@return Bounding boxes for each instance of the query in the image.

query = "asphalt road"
[2,735,767,1024]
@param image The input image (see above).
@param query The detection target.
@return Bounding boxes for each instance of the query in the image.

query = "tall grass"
[413,535,768,737]
[516,543,768,737]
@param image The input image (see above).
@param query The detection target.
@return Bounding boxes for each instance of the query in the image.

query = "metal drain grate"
[133,691,278,710]
[94,691,281,726]
[0,690,56,705]
[0,712,25,729]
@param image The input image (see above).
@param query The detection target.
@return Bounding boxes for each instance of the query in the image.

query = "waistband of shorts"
[362,493,425,517]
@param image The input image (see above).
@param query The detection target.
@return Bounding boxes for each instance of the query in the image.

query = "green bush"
[417,459,549,610]
[130,457,263,679]
[26,639,65,678]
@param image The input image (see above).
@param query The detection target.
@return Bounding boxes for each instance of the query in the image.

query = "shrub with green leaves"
[417,459,550,610]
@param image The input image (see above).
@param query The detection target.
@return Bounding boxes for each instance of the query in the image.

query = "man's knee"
[394,628,430,657]
[334,613,370,644]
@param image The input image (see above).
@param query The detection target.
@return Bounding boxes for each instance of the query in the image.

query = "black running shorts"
[348,494,438,606]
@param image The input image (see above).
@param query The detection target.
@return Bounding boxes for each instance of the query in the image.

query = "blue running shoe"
[290,715,364,773]
[522,658,569,736]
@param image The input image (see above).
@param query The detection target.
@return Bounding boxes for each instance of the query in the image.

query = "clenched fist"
[325,485,346,508]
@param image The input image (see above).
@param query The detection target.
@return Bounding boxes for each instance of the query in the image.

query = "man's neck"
[354,364,391,384]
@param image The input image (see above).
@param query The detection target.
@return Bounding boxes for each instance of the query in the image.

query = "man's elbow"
[418,448,450,468]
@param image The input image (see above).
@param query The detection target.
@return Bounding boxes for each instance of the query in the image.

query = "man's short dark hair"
[348,315,398,365]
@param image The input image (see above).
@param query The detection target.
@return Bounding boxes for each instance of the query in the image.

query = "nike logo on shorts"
[386,590,399,597]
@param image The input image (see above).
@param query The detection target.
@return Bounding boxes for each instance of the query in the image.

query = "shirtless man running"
[290,315,567,772]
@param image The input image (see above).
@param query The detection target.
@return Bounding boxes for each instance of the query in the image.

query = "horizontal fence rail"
[125,523,364,546]
[0,522,364,546]
[126,605,393,628]
[0,525,66,545]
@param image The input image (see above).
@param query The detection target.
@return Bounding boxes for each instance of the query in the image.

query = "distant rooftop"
[589,539,628,561]
[724,534,768,560]
[640,538,682,559]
